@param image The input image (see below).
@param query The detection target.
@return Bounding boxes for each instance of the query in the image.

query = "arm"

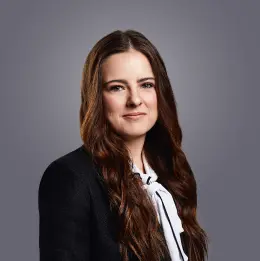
[38,160,91,261]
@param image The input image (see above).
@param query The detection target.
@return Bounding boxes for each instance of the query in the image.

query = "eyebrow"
[103,77,155,86]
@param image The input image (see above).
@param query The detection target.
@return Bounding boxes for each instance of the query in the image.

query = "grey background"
[0,1,259,260]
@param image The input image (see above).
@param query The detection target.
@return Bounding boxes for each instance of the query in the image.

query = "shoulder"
[50,144,95,174]
[41,144,95,180]
[38,145,97,206]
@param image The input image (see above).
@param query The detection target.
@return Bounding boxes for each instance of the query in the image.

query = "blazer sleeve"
[38,160,91,261]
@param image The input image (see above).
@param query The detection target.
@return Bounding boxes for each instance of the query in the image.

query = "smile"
[123,114,146,120]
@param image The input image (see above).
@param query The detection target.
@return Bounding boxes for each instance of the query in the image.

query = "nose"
[126,88,143,107]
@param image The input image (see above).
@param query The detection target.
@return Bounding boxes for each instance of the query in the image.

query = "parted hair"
[79,29,209,261]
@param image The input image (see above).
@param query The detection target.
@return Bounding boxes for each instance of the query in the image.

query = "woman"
[38,29,209,261]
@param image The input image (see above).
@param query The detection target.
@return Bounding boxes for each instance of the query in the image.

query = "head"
[80,30,181,149]
[79,30,208,261]
[101,49,158,142]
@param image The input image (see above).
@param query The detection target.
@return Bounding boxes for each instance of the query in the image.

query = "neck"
[124,135,146,171]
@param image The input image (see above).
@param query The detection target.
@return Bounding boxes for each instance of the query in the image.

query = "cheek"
[146,94,158,121]
[146,93,158,110]
[103,96,123,116]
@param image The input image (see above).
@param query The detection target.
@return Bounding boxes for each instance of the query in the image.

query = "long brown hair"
[79,29,209,261]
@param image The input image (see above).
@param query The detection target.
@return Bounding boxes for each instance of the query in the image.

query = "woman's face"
[101,49,158,141]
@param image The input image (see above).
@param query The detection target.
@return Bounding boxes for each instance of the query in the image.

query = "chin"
[119,130,148,139]
[110,122,156,138]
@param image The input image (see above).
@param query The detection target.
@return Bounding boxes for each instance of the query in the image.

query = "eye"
[109,85,124,92]
[142,82,154,88]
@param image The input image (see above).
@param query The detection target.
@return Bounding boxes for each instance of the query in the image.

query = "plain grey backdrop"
[0,0,259,260]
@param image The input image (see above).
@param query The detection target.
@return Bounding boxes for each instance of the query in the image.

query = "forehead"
[101,50,154,81]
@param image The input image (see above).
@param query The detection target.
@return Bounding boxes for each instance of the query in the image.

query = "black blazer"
[38,145,186,261]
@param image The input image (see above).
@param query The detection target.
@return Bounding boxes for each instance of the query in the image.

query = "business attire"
[38,145,188,261]
[131,152,188,261]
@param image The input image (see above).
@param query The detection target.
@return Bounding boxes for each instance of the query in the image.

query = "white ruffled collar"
[130,151,188,261]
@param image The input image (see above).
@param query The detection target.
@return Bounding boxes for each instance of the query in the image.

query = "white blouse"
[131,152,188,261]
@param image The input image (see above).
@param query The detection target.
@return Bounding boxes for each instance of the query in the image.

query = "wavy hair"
[79,29,209,261]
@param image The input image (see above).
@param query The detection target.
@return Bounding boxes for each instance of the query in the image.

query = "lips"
[123,112,146,116]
